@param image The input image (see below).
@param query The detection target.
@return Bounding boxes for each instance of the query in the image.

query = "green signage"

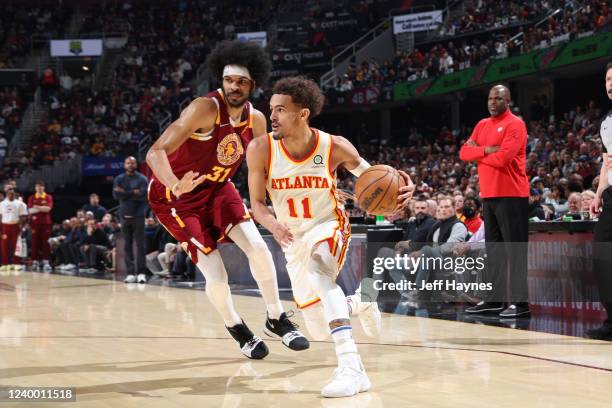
[393,79,431,101]
[482,49,547,83]
[426,67,477,95]
[550,32,612,68]
[391,32,612,102]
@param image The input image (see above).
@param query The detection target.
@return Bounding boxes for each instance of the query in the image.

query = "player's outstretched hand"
[172,171,207,198]
[395,170,415,212]
[272,222,294,249]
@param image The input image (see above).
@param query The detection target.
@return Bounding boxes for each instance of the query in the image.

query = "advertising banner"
[236,31,267,48]
[393,10,443,34]
[82,156,125,176]
[50,39,103,57]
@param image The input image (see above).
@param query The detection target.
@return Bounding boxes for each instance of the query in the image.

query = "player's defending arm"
[331,136,415,211]
[145,97,216,198]
[246,136,293,247]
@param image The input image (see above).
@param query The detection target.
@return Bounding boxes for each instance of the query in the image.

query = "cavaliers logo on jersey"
[217,133,244,166]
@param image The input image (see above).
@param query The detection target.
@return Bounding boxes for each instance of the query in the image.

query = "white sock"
[195,250,242,327]
[308,251,361,368]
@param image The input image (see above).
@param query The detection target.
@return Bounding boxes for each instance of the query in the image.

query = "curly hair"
[206,40,271,87]
[272,76,325,120]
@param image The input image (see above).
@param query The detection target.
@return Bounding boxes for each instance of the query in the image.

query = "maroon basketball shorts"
[148,180,251,262]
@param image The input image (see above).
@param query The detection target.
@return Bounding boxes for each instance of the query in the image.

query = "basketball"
[354,165,405,215]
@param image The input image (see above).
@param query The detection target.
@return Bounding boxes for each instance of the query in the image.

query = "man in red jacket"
[27,181,53,272]
[459,85,530,318]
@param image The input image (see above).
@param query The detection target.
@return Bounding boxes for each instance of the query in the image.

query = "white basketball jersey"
[266,128,348,235]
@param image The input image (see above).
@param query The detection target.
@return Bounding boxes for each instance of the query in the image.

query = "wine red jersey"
[150,89,255,210]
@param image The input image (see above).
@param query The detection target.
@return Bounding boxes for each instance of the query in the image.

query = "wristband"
[349,158,371,177]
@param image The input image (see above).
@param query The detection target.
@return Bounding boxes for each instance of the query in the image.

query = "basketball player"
[587,62,612,341]
[146,41,308,360]
[246,76,414,397]
[27,181,53,272]
[0,187,28,271]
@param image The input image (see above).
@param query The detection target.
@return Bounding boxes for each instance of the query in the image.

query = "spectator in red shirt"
[27,181,53,272]
[459,84,530,318]
[459,196,484,234]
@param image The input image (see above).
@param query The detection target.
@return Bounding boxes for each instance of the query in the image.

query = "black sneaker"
[264,312,310,351]
[226,321,269,359]
[499,303,531,318]
[585,325,612,341]
[465,301,505,314]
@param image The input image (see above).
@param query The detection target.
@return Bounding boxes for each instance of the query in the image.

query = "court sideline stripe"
[2,335,611,373]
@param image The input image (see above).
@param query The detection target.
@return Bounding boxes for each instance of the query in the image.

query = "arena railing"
[137,110,173,163]
[319,18,391,88]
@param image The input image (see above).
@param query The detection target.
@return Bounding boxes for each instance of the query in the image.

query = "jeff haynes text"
[373,279,493,292]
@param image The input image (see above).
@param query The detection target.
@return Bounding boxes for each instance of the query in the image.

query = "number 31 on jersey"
[206,166,231,182]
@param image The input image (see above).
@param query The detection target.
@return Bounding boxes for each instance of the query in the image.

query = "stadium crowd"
[1,0,280,180]
[332,0,609,90]
[335,99,605,221]
[0,6,70,68]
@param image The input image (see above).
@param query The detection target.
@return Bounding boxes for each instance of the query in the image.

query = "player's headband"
[223,65,252,80]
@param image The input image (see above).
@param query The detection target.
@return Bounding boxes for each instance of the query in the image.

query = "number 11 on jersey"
[287,197,313,219]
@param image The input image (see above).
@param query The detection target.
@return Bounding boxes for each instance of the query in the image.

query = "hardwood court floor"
[1,271,611,407]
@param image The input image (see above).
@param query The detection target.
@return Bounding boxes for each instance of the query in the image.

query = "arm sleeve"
[27,196,34,209]
[459,120,486,161]
[479,120,526,168]
[47,195,53,209]
[20,203,28,216]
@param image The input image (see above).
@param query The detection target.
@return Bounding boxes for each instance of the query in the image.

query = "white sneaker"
[347,294,381,338]
[321,363,371,398]
[65,263,76,270]
[32,260,40,271]
[42,262,52,273]
[137,273,147,284]
[124,274,136,283]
